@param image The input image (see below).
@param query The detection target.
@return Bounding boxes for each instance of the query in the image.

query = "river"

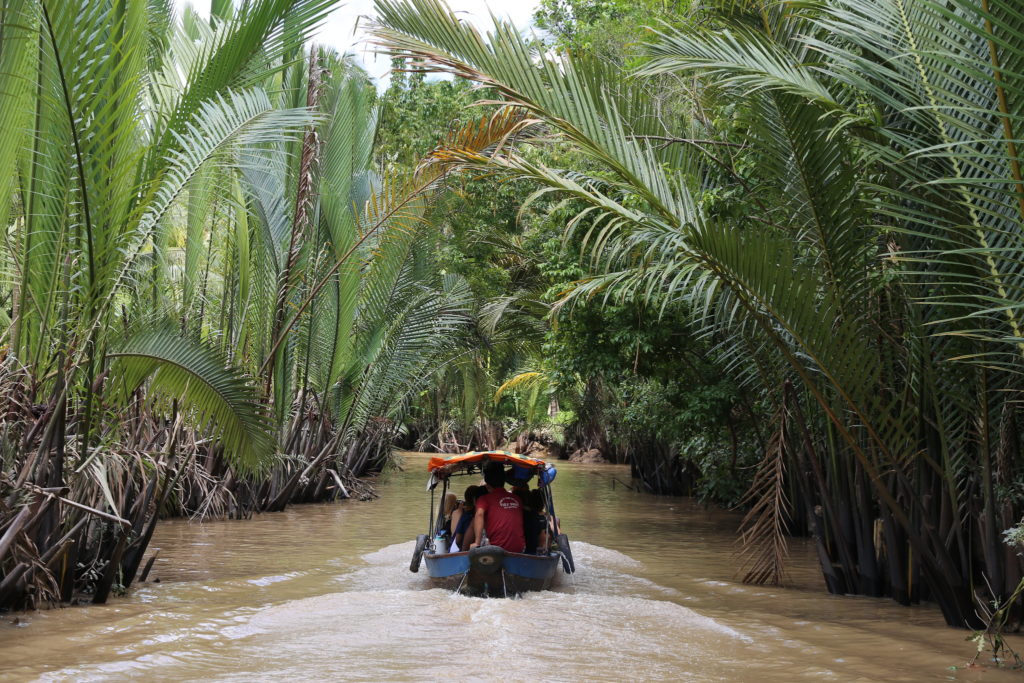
[0,454,1018,681]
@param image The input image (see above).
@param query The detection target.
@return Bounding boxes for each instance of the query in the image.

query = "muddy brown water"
[0,454,1019,681]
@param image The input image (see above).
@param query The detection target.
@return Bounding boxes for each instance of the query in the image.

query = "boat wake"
[204,541,753,681]
[25,541,755,682]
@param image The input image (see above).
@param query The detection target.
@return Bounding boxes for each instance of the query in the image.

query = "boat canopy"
[427,450,544,473]
[426,450,556,491]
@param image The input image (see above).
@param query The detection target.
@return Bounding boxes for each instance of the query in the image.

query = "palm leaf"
[109,328,274,474]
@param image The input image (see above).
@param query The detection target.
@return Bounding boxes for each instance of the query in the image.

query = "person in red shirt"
[469,462,525,553]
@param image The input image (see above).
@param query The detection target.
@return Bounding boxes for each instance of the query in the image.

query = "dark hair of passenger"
[464,483,483,505]
[483,462,505,488]
[526,489,545,513]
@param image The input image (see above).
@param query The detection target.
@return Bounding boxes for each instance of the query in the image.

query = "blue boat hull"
[422,545,561,596]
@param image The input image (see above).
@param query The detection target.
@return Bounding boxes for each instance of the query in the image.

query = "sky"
[173,0,542,85]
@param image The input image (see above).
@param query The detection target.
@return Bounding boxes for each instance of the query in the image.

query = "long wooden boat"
[409,451,575,597]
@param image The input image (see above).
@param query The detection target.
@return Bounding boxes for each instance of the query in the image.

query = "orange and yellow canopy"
[427,450,545,473]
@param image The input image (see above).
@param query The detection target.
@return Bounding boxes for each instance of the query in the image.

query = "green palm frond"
[148,0,336,167]
[318,58,379,387]
[371,0,695,225]
[644,0,1024,367]
[110,328,274,474]
[0,0,35,241]
[116,90,312,325]
[640,20,834,104]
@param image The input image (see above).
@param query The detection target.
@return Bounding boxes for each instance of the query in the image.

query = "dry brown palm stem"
[0,506,32,562]
[737,398,789,585]
[265,419,349,511]
[266,51,326,391]
[7,378,67,503]
[16,516,88,605]
[120,407,186,586]
[20,482,132,529]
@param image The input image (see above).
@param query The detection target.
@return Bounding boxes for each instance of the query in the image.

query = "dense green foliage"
[534,0,684,62]
[372,0,758,502]
[0,0,505,609]
[2,0,1024,641]
[371,0,1024,630]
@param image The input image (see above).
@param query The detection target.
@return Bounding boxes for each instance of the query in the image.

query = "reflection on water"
[0,453,1018,681]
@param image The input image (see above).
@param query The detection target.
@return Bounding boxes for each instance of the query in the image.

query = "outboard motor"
[465,544,507,596]
[468,544,505,576]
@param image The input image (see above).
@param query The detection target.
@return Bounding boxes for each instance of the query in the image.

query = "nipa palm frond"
[110,328,274,474]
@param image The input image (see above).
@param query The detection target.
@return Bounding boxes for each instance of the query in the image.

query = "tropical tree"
[0,0,341,609]
[371,0,1024,628]
[0,0,516,611]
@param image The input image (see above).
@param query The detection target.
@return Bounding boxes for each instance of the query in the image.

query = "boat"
[408,450,576,597]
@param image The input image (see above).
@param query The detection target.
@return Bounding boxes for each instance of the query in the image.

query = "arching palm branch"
[371,0,1024,626]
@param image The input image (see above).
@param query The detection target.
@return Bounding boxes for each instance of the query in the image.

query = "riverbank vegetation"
[367,0,1024,631]
[1,0,1023,639]
[0,0,499,610]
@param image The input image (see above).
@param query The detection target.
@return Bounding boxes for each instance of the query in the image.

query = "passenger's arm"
[469,508,486,549]
[548,515,561,536]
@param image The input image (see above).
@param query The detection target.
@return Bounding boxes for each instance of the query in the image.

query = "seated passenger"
[441,492,458,537]
[470,463,525,553]
[449,498,465,546]
[522,489,548,554]
[453,485,485,551]
[507,464,533,500]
